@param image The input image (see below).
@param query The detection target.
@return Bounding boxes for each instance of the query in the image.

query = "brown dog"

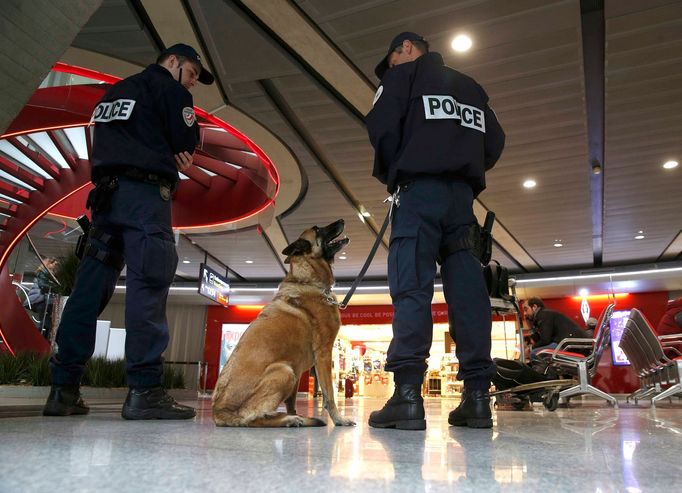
[212,219,355,427]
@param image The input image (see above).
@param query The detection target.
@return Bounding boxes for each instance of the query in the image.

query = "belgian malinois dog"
[212,219,355,427]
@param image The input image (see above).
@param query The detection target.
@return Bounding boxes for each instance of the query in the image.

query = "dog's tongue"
[330,236,349,245]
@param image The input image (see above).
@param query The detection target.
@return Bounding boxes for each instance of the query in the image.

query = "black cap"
[374,32,428,79]
[161,43,214,85]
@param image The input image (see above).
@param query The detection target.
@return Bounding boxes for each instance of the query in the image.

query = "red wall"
[204,292,671,394]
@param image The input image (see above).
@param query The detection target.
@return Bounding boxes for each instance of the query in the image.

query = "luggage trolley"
[488,281,576,412]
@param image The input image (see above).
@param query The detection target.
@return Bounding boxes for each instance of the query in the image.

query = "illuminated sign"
[198,263,230,307]
[610,310,632,366]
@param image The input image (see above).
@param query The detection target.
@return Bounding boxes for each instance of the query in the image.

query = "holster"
[86,176,119,213]
[470,212,494,266]
[74,215,91,260]
[438,211,495,265]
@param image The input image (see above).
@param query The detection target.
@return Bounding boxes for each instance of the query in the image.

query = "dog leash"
[335,188,399,309]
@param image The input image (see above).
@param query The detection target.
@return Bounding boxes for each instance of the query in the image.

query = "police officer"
[366,33,505,430]
[43,44,214,420]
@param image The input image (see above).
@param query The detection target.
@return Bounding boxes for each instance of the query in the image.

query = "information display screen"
[609,310,632,366]
[198,263,229,307]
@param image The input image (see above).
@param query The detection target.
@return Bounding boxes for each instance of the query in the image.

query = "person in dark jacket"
[523,297,591,358]
[44,44,214,420]
[365,32,505,430]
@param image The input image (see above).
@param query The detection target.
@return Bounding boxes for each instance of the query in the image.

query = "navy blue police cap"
[374,32,428,79]
[161,43,214,85]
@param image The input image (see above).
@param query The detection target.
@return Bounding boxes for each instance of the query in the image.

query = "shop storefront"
[203,303,521,398]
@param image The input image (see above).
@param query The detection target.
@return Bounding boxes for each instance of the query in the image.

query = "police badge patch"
[182,107,196,127]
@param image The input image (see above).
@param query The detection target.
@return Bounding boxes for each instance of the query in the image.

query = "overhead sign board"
[198,263,229,307]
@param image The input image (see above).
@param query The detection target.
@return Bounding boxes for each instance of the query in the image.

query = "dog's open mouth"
[320,219,350,261]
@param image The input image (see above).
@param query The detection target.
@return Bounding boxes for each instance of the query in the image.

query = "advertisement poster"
[219,324,249,373]
[609,310,632,366]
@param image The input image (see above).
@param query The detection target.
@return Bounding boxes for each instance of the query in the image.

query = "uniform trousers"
[385,176,495,390]
[50,177,178,388]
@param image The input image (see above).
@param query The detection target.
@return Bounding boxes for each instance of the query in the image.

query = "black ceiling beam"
[580,0,605,267]
[127,0,166,52]
[259,221,287,276]
[229,0,366,124]
[259,78,388,249]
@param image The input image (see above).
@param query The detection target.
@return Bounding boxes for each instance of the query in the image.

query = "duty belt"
[115,167,176,193]
[95,166,176,202]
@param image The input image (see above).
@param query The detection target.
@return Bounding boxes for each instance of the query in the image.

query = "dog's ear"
[282,238,312,263]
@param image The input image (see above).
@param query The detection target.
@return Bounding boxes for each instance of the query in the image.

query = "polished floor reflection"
[1,395,680,492]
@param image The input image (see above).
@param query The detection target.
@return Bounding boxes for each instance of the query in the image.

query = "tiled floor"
[1,394,680,492]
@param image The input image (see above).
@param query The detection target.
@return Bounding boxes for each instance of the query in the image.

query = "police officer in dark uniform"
[365,33,505,430]
[43,44,214,420]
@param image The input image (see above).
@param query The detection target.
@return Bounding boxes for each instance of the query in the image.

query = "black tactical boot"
[43,385,90,416]
[121,387,196,420]
[368,383,426,430]
[448,388,493,428]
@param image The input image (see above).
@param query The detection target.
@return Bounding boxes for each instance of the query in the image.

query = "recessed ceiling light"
[338,256,347,260]
[245,260,254,264]
[579,288,589,298]
[663,160,679,169]
[554,242,563,248]
[182,260,191,264]
[523,179,536,189]
[634,234,645,240]
[451,34,472,52]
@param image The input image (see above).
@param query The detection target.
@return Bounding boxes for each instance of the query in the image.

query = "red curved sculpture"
[0,63,280,355]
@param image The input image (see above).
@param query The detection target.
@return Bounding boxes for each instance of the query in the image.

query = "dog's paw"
[333,417,356,427]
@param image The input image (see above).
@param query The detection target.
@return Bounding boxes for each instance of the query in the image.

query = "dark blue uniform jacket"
[90,64,197,183]
[366,52,505,196]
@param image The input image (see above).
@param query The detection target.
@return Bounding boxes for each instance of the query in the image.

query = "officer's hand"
[175,151,194,172]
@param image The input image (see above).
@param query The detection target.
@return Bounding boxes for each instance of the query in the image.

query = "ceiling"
[13,0,682,302]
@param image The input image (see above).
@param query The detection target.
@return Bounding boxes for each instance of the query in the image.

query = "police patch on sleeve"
[372,86,384,106]
[422,95,486,133]
[92,99,136,123]
[182,107,196,127]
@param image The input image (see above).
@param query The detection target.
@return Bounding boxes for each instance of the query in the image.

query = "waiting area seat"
[538,303,617,406]
[620,309,682,406]
[654,310,682,359]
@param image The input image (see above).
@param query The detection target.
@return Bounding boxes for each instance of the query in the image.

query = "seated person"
[523,297,591,359]
[23,257,59,337]
[656,297,682,336]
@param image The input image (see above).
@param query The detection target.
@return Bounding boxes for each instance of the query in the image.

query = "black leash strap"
[338,197,394,309]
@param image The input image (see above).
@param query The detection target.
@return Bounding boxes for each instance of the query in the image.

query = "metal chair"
[546,303,618,406]
[626,309,682,406]
[620,318,661,403]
